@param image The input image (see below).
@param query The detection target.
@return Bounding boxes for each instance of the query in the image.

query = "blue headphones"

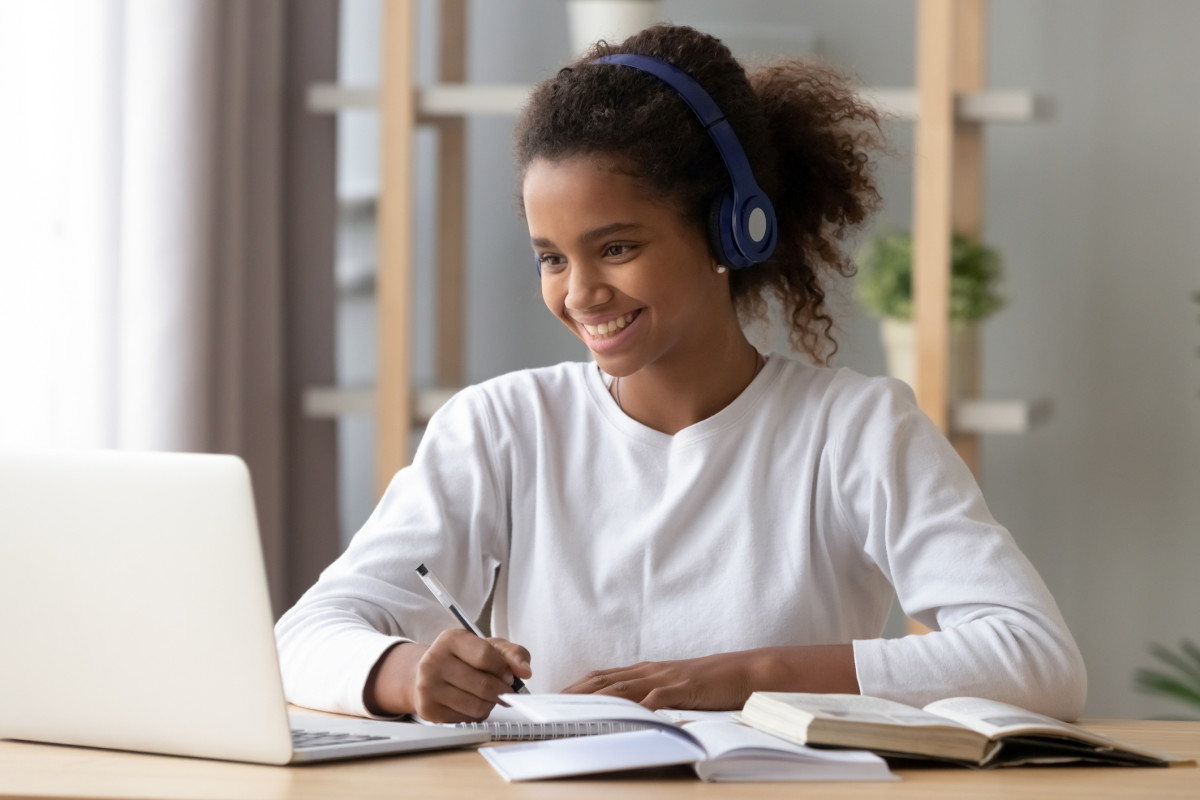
[590,53,777,271]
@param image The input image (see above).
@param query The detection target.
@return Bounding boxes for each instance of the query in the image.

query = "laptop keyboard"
[291,728,393,749]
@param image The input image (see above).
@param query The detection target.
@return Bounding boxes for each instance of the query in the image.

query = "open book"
[478,694,895,782]
[739,693,1193,768]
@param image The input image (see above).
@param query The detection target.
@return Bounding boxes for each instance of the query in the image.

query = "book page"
[683,721,897,783]
[480,728,704,781]
[683,720,832,758]
[922,697,1111,743]
[655,709,738,725]
[756,692,969,728]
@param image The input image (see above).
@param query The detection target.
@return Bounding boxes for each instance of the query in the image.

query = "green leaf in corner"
[1136,640,1200,716]
[1180,639,1200,668]
[1135,670,1200,708]
[1149,641,1200,685]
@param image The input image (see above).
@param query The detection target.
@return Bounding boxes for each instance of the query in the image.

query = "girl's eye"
[537,252,566,272]
[603,243,635,258]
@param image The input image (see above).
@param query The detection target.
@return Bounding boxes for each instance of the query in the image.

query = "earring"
[715,265,728,275]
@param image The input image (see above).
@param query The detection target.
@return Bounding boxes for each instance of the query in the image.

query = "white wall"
[980,1,1200,719]
[336,0,1200,718]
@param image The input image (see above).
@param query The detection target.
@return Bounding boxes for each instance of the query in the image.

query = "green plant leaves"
[854,230,1005,322]
[1135,639,1200,716]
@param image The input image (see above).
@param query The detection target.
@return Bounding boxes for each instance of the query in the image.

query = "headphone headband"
[590,53,777,269]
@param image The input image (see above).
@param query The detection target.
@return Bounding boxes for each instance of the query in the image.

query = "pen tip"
[415,563,428,576]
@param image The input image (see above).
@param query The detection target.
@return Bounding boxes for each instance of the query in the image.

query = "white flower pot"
[566,0,662,56]
[880,318,979,401]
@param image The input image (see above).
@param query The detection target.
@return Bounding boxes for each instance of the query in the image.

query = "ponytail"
[733,61,884,364]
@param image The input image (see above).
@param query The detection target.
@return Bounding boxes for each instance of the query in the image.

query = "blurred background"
[0,0,1197,720]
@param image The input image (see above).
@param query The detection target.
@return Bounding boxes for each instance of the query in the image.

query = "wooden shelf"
[863,88,1050,122]
[951,398,1053,434]
[351,0,1052,494]
[309,82,1049,123]
[335,257,377,297]
[337,183,378,212]
[304,386,375,416]
[304,388,1051,437]
[303,386,459,427]
[308,83,532,118]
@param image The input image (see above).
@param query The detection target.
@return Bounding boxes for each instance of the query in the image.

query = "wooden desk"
[1,719,1197,800]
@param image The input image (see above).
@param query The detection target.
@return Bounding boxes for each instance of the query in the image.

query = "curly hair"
[513,25,883,364]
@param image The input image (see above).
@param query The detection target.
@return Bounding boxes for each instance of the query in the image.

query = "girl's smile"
[523,155,739,380]
[572,309,643,353]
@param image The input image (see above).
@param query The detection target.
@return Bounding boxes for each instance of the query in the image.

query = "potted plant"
[855,230,1005,398]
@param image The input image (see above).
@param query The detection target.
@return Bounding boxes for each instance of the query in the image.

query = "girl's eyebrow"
[530,222,642,248]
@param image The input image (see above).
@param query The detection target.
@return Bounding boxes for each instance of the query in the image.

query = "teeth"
[582,312,636,339]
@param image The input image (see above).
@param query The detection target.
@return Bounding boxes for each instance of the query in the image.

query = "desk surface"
[1,719,1197,800]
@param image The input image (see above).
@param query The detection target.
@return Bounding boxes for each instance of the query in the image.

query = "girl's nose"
[565,260,613,311]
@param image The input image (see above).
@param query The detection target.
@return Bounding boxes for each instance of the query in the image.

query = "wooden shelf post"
[377,0,418,497]
[912,0,956,437]
[909,0,988,636]
[949,0,987,475]
[436,0,467,389]
[913,0,987,476]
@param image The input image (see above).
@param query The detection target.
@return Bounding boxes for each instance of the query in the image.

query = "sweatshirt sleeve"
[833,376,1087,721]
[273,386,509,717]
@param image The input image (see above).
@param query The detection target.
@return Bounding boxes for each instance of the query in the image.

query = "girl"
[276,25,1086,724]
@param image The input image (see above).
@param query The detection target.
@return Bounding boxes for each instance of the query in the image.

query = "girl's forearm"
[747,644,860,695]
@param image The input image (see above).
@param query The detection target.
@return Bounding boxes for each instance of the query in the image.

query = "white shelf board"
[950,398,1053,435]
[307,83,531,118]
[860,89,1048,122]
[420,84,532,117]
[338,183,378,212]
[304,386,374,416]
[308,83,1048,124]
[303,386,460,425]
[308,84,378,112]
[334,264,376,297]
[958,91,1052,123]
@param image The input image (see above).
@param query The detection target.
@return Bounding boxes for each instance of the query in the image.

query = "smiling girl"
[276,25,1086,724]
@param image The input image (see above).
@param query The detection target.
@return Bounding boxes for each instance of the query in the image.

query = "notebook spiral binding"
[454,720,648,742]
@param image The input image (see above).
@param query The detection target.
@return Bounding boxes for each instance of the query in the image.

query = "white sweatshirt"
[275,356,1087,720]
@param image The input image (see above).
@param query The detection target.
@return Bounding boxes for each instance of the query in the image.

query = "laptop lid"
[0,450,300,763]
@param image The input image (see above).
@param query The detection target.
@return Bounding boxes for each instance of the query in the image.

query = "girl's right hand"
[366,629,532,722]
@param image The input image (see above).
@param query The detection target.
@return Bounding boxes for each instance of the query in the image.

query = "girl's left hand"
[560,651,761,710]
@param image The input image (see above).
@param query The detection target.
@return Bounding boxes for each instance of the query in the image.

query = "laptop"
[0,449,489,764]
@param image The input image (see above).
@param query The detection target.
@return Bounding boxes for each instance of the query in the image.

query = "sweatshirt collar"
[586,354,783,449]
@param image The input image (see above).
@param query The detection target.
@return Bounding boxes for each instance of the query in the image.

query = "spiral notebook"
[478,694,896,782]
[418,702,738,742]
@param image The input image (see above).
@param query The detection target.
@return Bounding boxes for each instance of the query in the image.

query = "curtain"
[0,0,338,616]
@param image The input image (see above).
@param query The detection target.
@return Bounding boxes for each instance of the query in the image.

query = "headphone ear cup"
[707,195,732,270]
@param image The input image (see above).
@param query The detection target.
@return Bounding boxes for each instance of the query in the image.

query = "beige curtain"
[119,1,288,612]
[124,0,341,615]
[0,0,339,615]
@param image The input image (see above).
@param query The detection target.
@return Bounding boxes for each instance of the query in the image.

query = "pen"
[414,563,530,694]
